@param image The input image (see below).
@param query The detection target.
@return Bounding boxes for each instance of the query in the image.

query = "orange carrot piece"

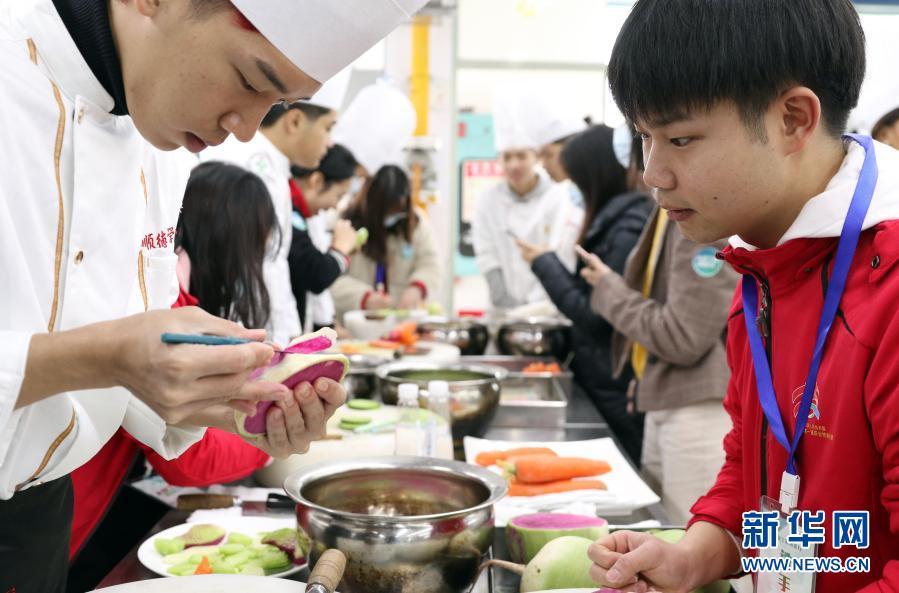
[508,478,608,497]
[369,339,403,350]
[194,556,213,575]
[474,447,559,467]
[510,455,612,484]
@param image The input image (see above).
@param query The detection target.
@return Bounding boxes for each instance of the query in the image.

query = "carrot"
[369,339,403,350]
[194,556,213,575]
[475,447,558,467]
[508,455,612,484]
[508,478,607,497]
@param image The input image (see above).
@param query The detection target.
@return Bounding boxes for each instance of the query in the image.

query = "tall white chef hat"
[492,85,535,153]
[232,0,429,83]
[519,88,588,148]
[302,67,352,112]
[332,81,418,175]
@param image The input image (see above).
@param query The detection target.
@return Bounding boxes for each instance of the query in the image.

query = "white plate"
[137,516,305,579]
[94,575,306,592]
[464,436,660,523]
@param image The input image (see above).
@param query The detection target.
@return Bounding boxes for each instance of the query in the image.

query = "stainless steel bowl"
[376,362,507,446]
[416,318,490,356]
[284,457,508,593]
[496,316,573,361]
[342,353,385,400]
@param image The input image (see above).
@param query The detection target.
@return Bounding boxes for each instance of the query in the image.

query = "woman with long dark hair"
[516,124,651,462]
[332,164,440,318]
[176,161,280,329]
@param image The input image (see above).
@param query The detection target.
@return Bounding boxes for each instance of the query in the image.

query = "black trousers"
[0,476,73,593]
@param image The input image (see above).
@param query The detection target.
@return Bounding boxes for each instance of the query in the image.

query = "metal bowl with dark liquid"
[376,362,507,448]
[496,316,573,361]
[284,457,508,593]
[416,318,490,356]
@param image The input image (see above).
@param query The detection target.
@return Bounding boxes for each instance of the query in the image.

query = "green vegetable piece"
[355,227,369,248]
[167,561,199,577]
[210,560,238,574]
[224,550,254,568]
[188,554,203,564]
[154,537,185,556]
[226,532,253,547]
[339,414,371,425]
[257,550,291,570]
[240,563,266,576]
[347,398,380,410]
[219,543,246,556]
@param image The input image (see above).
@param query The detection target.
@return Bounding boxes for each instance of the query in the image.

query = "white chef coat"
[305,212,337,329]
[472,170,582,304]
[201,132,301,345]
[0,0,205,499]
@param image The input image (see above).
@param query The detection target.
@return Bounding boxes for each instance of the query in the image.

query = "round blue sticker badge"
[401,243,415,260]
[692,246,724,278]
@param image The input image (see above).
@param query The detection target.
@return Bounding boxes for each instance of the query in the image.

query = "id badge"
[755,495,817,593]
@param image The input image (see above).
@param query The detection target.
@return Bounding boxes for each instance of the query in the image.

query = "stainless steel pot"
[416,318,490,356]
[496,316,573,361]
[376,362,507,445]
[284,457,508,593]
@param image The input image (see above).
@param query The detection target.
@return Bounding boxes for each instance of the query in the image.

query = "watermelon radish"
[506,513,609,564]
[237,329,349,437]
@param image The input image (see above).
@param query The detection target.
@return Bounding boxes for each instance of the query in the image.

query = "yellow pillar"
[410,15,431,137]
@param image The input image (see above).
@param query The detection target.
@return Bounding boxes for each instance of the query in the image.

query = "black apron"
[0,476,73,593]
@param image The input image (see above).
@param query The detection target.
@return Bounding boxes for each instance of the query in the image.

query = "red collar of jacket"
[289,179,312,218]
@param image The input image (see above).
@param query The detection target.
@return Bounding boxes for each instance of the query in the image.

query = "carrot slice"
[194,556,212,575]
[475,447,559,467]
[369,339,403,350]
[508,478,608,497]
[508,455,612,484]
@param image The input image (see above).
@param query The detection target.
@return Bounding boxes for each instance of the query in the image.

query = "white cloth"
[201,132,301,345]
[641,400,731,525]
[306,213,337,328]
[730,139,899,250]
[332,81,417,175]
[472,171,578,305]
[233,0,428,84]
[0,0,205,499]
[303,66,351,112]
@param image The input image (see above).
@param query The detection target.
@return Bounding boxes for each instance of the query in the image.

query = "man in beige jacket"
[580,206,738,523]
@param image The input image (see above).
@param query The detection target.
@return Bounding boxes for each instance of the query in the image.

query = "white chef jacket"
[472,170,582,304]
[201,132,301,345]
[0,0,205,499]
[305,212,337,329]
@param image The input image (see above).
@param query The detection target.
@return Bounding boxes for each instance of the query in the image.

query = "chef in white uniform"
[204,68,353,343]
[0,0,427,590]
[473,88,580,308]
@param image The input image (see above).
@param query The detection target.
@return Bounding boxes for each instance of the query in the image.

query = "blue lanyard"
[741,134,878,476]
[375,263,387,290]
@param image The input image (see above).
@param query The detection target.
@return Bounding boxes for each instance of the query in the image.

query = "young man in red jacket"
[585,1,899,592]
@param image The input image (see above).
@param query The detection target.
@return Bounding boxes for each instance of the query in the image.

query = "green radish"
[240,563,266,576]
[167,561,199,576]
[210,559,238,574]
[475,536,597,592]
[219,543,247,556]
[224,549,254,568]
[347,398,380,410]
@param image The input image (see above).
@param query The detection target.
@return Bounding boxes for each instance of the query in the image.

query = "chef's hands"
[186,378,347,459]
[588,530,694,592]
[246,378,346,458]
[398,285,424,310]
[331,219,358,256]
[578,245,612,286]
[515,238,551,265]
[110,307,290,424]
[588,523,741,593]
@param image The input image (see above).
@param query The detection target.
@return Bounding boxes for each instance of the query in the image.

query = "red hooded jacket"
[689,141,899,592]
